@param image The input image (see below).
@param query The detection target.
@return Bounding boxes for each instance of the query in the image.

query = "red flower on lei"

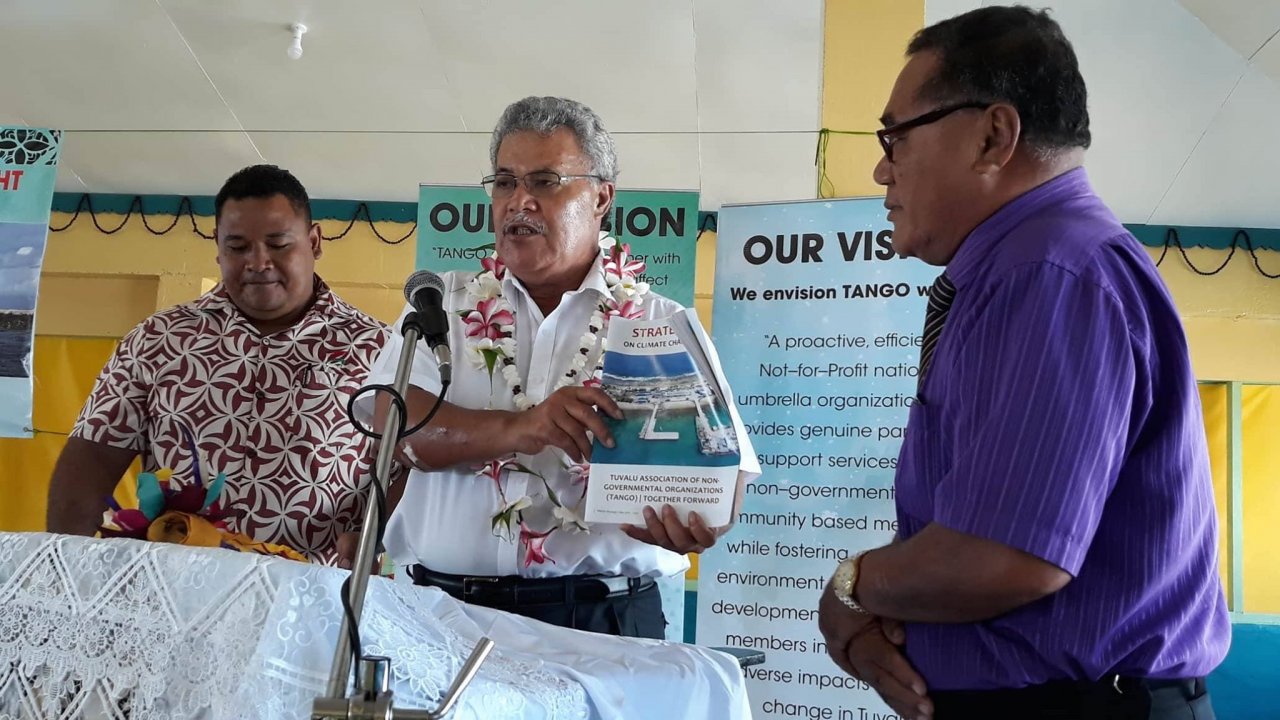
[462,297,515,340]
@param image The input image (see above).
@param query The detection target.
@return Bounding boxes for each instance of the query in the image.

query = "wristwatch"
[830,550,870,614]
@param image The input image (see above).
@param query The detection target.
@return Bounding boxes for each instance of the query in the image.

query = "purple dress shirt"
[895,168,1231,690]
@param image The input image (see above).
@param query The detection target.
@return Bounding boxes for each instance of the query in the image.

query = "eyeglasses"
[480,171,605,199]
[876,101,991,162]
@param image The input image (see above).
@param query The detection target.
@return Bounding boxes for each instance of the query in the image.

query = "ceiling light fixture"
[287,23,307,60]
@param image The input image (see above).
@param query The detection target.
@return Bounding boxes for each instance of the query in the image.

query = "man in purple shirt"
[816,7,1230,720]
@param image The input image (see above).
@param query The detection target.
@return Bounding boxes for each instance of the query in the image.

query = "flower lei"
[462,233,650,565]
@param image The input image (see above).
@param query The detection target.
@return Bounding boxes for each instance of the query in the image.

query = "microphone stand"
[313,311,490,719]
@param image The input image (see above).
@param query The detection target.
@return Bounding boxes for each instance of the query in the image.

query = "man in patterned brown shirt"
[47,165,402,564]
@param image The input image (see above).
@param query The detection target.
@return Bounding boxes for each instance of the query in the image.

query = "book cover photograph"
[586,310,748,526]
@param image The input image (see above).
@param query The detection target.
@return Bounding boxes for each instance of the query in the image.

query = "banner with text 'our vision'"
[0,128,61,438]
[698,198,937,720]
[416,185,699,307]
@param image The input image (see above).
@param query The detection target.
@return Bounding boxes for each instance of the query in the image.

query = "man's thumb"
[882,618,906,645]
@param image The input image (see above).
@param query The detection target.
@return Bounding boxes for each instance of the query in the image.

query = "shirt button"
[254,390,266,399]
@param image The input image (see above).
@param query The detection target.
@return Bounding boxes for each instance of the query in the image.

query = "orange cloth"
[146,511,308,563]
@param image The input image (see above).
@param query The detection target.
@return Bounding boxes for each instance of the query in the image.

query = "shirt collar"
[503,250,611,305]
[196,274,336,332]
[946,167,1093,289]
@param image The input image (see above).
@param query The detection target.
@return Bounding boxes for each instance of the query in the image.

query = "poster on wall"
[0,128,61,438]
[416,184,700,307]
[697,197,937,719]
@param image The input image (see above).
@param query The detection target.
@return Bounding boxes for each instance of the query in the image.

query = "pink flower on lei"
[603,243,646,281]
[481,254,507,280]
[475,457,518,494]
[463,297,514,341]
[606,298,644,320]
[519,523,556,567]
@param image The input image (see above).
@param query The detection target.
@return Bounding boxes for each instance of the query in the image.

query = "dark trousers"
[409,565,667,639]
[932,677,1214,720]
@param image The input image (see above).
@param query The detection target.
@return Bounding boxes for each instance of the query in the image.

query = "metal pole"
[325,321,422,697]
[428,638,494,718]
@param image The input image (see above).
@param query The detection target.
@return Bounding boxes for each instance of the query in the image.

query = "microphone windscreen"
[404,270,446,304]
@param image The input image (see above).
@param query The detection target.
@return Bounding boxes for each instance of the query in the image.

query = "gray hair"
[489,96,618,183]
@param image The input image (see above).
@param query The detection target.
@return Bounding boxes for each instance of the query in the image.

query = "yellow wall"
[36,212,722,338]
[1200,383,1280,614]
[1148,246,1279,613]
[1200,384,1230,593]
[820,0,923,199]
[1243,385,1280,613]
[0,337,124,530]
[39,157,1270,375]
[694,229,717,328]
[1149,248,1280,384]
[38,213,416,334]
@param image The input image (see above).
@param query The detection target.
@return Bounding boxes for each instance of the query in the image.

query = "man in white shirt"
[351,96,755,638]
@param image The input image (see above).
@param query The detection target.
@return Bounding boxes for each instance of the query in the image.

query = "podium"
[0,533,751,719]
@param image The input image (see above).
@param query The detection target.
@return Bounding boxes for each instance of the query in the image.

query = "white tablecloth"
[0,533,750,719]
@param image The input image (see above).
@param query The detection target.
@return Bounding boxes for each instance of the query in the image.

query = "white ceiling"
[4,0,1280,228]
[0,0,823,210]
[926,0,1280,229]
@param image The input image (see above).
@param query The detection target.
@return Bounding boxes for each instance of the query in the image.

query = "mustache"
[502,213,546,235]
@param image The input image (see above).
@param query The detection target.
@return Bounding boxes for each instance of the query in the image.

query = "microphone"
[403,270,451,384]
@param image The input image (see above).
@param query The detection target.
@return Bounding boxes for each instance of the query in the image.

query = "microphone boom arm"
[324,316,421,697]
[315,310,489,718]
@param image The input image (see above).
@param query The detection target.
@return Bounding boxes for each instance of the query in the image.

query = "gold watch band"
[834,550,870,613]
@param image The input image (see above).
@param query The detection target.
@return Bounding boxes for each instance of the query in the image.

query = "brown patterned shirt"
[71,277,402,564]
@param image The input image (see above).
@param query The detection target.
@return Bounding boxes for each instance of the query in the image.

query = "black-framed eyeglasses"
[480,171,605,198]
[876,101,991,162]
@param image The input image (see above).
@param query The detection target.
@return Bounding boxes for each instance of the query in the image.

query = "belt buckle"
[462,576,500,599]
[599,576,630,596]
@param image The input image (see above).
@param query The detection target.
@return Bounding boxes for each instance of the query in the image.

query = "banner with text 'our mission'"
[698,198,936,720]
[416,185,698,307]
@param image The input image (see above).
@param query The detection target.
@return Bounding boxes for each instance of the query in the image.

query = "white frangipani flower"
[552,504,589,534]
[466,272,503,301]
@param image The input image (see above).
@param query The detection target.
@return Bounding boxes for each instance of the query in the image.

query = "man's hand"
[335,531,358,569]
[620,504,725,554]
[334,531,383,574]
[508,386,622,462]
[818,582,932,720]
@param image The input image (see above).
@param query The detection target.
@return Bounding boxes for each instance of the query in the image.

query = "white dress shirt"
[362,253,716,578]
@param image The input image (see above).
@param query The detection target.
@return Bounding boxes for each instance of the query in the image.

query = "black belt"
[932,676,1207,717]
[1121,676,1204,695]
[410,565,656,607]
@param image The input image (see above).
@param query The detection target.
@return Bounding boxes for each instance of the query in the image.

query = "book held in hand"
[586,309,752,527]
